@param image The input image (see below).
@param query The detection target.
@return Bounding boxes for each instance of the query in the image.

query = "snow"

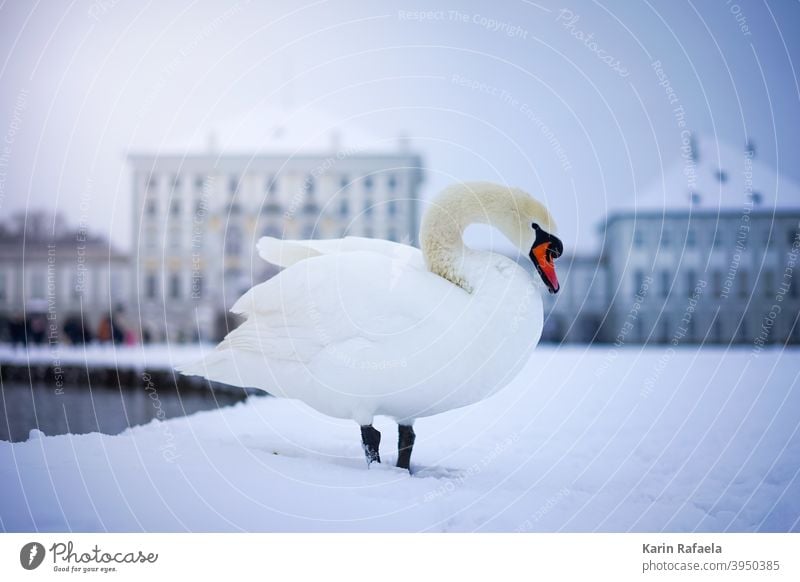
[0,343,208,370]
[1,346,798,532]
[629,135,800,212]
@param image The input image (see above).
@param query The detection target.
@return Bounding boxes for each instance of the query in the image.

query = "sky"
[0,0,799,254]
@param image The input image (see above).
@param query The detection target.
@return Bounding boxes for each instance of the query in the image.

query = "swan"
[177,181,562,470]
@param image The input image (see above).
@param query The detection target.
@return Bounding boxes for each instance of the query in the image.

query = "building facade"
[544,136,800,345]
[0,212,129,343]
[129,149,424,342]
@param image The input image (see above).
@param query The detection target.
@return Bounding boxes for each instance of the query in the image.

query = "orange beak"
[530,242,560,294]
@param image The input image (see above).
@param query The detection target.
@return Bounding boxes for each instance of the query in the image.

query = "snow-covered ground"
[1,346,798,532]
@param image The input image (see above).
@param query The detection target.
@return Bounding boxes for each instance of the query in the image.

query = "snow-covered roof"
[621,134,800,215]
[157,104,407,157]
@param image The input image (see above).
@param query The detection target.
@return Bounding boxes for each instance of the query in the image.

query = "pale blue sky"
[1,0,798,253]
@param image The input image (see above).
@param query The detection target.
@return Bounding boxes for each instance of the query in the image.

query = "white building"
[545,136,800,345]
[129,109,424,342]
[0,212,129,343]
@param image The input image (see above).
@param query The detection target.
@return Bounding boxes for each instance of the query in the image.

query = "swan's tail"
[175,346,274,391]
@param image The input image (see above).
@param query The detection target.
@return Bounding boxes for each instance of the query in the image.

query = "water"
[0,381,251,443]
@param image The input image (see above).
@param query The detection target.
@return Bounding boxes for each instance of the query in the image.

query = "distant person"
[97,312,125,345]
[97,316,112,343]
[63,316,92,345]
[9,314,27,349]
[28,315,46,344]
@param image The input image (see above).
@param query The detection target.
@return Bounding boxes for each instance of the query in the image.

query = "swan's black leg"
[360,425,381,466]
[397,424,416,471]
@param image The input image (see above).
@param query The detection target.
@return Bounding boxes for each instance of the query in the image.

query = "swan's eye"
[531,223,539,230]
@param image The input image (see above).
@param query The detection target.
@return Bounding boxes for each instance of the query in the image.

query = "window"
[633,229,643,247]
[364,199,373,216]
[635,315,644,341]
[686,228,696,247]
[764,229,773,247]
[340,175,349,190]
[192,274,202,299]
[0,272,6,303]
[739,271,749,298]
[266,175,278,195]
[169,228,182,249]
[712,230,722,248]
[171,175,181,191]
[633,270,644,294]
[790,276,799,299]
[789,229,800,247]
[147,176,157,191]
[229,176,239,196]
[388,228,397,242]
[305,176,315,196]
[69,271,80,300]
[110,271,124,303]
[195,175,205,192]
[146,274,157,300]
[660,317,670,343]
[30,273,45,300]
[715,169,728,183]
[661,270,670,298]
[712,271,722,297]
[685,314,695,342]
[762,270,774,298]
[363,175,374,193]
[387,174,398,192]
[170,199,181,217]
[169,274,181,299]
[340,197,349,217]
[738,317,748,342]
[387,199,397,216]
[225,226,242,256]
[711,317,722,343]
[686,270,696,296]
[660,228,670,248]
[145,198,157,216]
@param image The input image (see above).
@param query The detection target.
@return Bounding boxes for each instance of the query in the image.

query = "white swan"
[177,181,562,469]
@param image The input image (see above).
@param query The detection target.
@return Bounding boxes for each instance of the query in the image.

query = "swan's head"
[475,183,563,294]
[421,181,563,293]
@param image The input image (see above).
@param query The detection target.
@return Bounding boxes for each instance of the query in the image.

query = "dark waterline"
[0,381,251,443]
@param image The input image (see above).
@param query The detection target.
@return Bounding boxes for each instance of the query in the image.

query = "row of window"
[619,312,800,343]
[632,225,799,249]
[144,194,404,220]
[545,312,800,344]
[632,269,799,299]
[146,172,400,198]
[0,271,126,304]
[145,273,193,301]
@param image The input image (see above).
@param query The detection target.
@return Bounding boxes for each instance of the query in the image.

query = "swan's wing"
[222,250,460,364]
[257,236,425,270]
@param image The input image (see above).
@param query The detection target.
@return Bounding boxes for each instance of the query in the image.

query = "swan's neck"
[420,183,519,291]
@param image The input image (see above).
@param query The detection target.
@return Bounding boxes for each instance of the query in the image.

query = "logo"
[20,542,46,570]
